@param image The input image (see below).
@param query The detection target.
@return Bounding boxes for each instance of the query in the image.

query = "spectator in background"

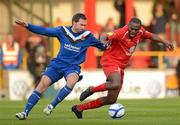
[176,59,180,95]
[170,0,180,47]
[0,34,22,70]
[0,42,2,91]
[26,35,49,88]
[150,2,169,68]
[114,0,136,28]
[114,0,125,28]
[0,41,2,66]
[166,57,180,97]
[103,18,117,32]
[151,2,168,42]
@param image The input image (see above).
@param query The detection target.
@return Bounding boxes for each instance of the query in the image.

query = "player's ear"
[72,21,75,25]
[128,23,131,29]
[128,22,131,27]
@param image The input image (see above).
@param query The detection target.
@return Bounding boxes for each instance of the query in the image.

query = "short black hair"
[72,13,87,23]
[129,17,142,25]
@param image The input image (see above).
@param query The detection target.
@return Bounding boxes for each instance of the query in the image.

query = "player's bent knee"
[111,83,120,89]
[36,82,48,93]
[36,77,51,92]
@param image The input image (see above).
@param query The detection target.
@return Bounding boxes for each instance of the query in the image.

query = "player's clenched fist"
[164,41,174,51]
[100,33,111,48]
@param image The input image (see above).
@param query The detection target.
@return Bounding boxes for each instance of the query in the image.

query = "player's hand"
[100,33,111,49]
[15,19,28,28]
[164,41,174,51]
[100,33,108,42]
[101,40,111,49]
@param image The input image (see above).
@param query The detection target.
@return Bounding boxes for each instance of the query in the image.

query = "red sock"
[77,98,104,111]
[91,83,107,93]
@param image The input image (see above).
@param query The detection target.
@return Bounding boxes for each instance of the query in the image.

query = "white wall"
[55,70,166,99]
[96,0,119,26]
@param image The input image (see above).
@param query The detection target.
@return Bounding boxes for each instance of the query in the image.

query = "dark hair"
[129,17,142,25]
[72,13,87,23]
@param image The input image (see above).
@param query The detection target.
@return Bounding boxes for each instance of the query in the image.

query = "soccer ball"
[108,103,125,119]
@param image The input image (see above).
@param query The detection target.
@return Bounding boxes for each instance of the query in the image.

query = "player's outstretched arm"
[151,34,174,51]
[15,19,58,37]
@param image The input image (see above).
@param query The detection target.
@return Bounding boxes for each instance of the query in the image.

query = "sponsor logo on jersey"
[64,43,81,52]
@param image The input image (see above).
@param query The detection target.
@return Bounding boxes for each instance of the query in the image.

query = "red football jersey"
[101,25,152,69]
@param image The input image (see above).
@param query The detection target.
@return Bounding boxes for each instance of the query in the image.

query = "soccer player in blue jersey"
[15,13,107,120]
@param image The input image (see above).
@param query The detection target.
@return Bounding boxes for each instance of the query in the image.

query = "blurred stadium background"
[0,0,180,124]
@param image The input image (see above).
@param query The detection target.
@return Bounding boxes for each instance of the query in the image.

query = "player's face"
[128,22,141,38]
[6,34,13,44]
[72,19,87,33]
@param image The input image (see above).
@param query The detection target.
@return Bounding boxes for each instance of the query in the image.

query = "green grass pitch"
[0,98,180,125]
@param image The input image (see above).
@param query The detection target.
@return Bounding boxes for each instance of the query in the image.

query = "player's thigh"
[108,72,121,84]
[107,69,124,90]
[43,66,63,84]
[64,65,81,88]
[102,63,121,84]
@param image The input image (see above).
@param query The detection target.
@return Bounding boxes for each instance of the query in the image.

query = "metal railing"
[95,49,180,70]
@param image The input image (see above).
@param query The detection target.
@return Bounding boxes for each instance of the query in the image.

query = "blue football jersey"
[27,24,105,67]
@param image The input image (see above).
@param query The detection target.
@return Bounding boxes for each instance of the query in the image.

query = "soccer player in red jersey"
[72,17,174,119]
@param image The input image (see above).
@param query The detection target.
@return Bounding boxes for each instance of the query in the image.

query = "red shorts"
[101,61,124,90]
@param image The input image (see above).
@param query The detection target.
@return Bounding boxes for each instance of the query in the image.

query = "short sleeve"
[107,29,123,41]
[141,30,153,39]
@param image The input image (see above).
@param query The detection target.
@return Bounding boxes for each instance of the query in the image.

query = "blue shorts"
[43,60,81,84]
